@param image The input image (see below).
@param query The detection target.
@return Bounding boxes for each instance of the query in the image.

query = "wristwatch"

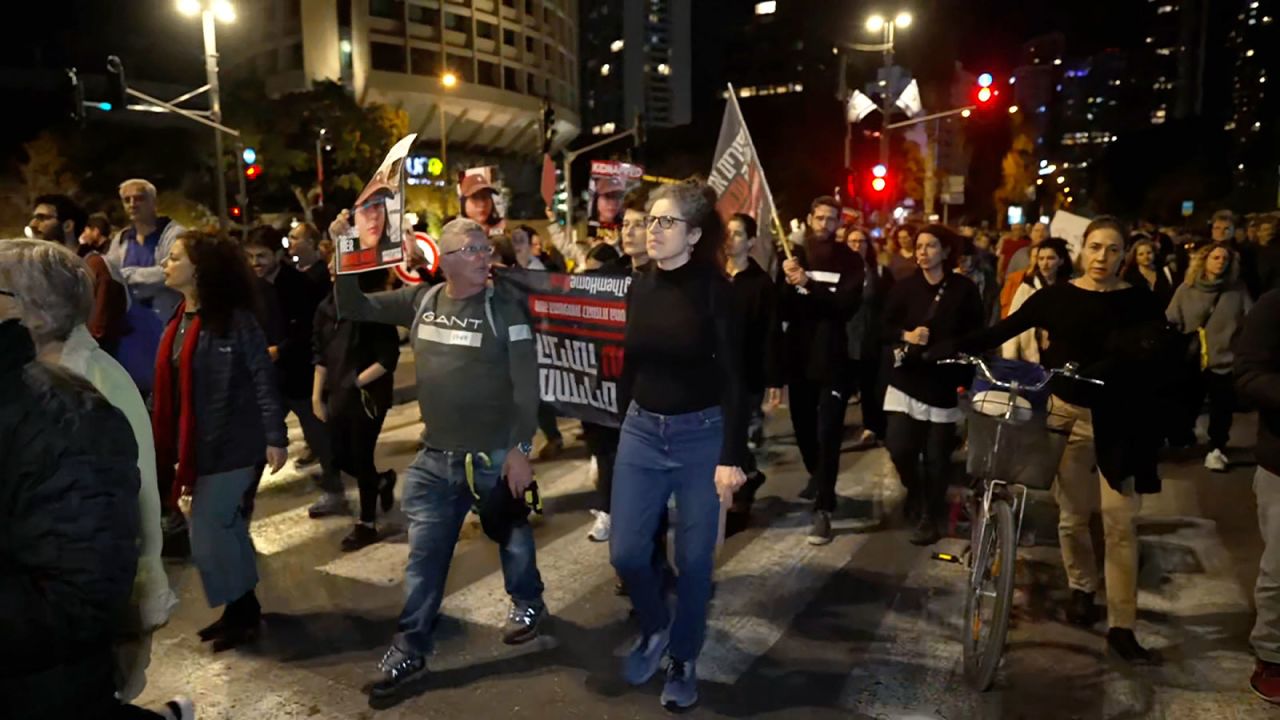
[517,441,534,457]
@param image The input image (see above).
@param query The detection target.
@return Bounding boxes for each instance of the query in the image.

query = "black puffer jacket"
[0,320,141,718]
[186,308,288,475]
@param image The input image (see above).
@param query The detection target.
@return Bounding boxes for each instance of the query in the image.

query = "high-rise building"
[1139,0,1210,125]
[226,0,581,158]
[579,0,691,136]
[1226,0,1277,195]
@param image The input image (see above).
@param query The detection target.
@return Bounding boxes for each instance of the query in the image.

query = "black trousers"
[581,421,620,513]
[285,394,341,493]
[789,378,849,513]
[1187,369,1236,452]
[885,412,957,524]
[330,394,390,523]
[849,355,888,438]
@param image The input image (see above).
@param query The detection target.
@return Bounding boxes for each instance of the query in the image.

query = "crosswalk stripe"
[251,490,358,556]
[315,457,594,586]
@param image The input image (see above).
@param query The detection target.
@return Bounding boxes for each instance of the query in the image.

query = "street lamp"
[865,10,913,167]
[439,72,460,181]
[176,0,236,231]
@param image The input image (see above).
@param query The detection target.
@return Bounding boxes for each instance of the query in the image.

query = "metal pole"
[879,23,893,166]
[202,10,229,234]
[439,104,448,183]
[563,155,573,244]
[315,128,326,208]
[235,141,249,237]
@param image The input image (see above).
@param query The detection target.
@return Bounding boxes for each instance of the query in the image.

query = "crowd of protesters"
[4,170,1280,716]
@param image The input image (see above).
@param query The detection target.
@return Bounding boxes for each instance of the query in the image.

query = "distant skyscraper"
[579,0,691,135]
[1226,0,1277,192]
[1139,0,1210,125]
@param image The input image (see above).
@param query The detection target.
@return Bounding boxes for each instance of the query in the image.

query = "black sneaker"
[807,511,833,546]
[502,603,545,645]
[909,517,941,546]
[1065,589,1101,627]
[1107,627,1158,665]
[379,470,397,512]
[371,645,428,698]
[798,479,818,501]
[341,523,380,552]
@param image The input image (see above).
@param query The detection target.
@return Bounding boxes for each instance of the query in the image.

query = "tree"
[993,128,1036,227]
[19,132,78,205]
[225,80,410,214]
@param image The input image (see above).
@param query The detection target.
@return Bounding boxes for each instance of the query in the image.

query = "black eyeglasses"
[645,215,691,230]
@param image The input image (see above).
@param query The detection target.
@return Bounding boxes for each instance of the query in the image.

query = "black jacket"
[0,320,141,718]
[883,271,985,409]
[188,309,288,475]
[313,294,401,418]
[731,257,784,393]
[1237,289,1280,476]
[265,263,327,399]
[778,239,865,385]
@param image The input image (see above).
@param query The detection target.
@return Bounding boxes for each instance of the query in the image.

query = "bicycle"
[932,354,1103,691]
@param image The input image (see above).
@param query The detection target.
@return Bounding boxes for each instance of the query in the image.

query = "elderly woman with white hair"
[0,239,177,702]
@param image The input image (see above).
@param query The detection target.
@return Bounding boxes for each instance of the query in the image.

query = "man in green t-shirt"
[335,216,543,699]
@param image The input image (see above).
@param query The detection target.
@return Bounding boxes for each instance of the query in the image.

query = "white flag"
[846,90,878,123]
[895,78,924,118]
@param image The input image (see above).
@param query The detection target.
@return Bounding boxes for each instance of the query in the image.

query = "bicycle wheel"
[962,495,1016,691]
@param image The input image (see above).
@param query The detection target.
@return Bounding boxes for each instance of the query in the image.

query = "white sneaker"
[1204,449,1229,472]
[588,456,600,485]
[588,510,611,542]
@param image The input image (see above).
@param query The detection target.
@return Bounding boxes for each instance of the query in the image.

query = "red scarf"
[152,302,201,507]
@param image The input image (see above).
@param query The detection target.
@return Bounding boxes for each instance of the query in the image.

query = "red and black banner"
[707,86,780,274]
[496,268,629,428]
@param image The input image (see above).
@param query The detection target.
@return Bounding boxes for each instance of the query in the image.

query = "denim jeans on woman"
[610,402,723,663]
[393,447,544,655]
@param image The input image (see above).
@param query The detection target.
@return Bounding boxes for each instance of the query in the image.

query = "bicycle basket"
[963,400,1072,490]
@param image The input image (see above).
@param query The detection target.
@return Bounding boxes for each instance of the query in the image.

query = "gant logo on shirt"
[421,312,485,330]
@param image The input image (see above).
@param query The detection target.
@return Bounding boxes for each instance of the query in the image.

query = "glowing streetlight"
[177,0,202,15]
[212,0,236,22]
[1008,105,1019,114]
[866,14,886,32]
[1056,175,1066,184]
[894,12,913,28]
[441,71,459,88]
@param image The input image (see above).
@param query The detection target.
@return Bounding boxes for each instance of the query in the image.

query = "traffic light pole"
[886,105,976,129]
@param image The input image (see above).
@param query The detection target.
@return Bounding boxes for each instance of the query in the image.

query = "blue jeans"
[610,402,723,663]
[394,447,545,655]
[189,467,259,608]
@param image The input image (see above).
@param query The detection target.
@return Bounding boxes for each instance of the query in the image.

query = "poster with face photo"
[336,133,417,274]
[458,166,508,236]
[588,160,643,242]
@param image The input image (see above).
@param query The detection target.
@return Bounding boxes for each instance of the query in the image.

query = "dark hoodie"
[731,257,784,393]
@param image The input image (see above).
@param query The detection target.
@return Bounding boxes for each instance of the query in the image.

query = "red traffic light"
[244,164,262,180]
[229,205,243,219]
[871,177,887,192]
[977,87,993,103]
[872,164,888,178]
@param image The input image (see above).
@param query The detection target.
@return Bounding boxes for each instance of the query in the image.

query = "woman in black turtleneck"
[610,181,747,712]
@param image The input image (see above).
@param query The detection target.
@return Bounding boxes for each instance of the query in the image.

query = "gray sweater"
[336,275,538,453]
[1166,281,1253,373]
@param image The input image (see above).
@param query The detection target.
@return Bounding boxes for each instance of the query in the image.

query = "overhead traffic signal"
[870,163,889,194]
[244,164,262,181]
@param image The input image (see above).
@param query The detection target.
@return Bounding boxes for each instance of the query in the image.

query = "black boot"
[909,515,941,546]
[211,591,261,653]
[197,610,229,642]
[1107,627,1157,665]
[1065,589,1102,627]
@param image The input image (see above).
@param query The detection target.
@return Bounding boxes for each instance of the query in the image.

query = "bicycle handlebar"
[938,353,1104,391]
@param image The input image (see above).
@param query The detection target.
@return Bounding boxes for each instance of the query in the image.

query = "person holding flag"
[779,196,865,546]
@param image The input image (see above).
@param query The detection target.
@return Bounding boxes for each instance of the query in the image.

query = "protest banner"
[496,268,630,428]
[587,160,644,242]
[707,85,784,272]
[336,133,417,274]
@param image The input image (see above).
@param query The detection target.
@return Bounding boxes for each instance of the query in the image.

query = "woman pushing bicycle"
[931,216,1179,665]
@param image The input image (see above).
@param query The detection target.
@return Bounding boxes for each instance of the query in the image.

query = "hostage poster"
[336,133,417,274]
[496,268,630,428]
[707,85,780,273]
[587,160,643,242]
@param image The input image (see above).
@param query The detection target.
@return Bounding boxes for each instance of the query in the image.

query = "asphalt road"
[134,390,1270,720]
